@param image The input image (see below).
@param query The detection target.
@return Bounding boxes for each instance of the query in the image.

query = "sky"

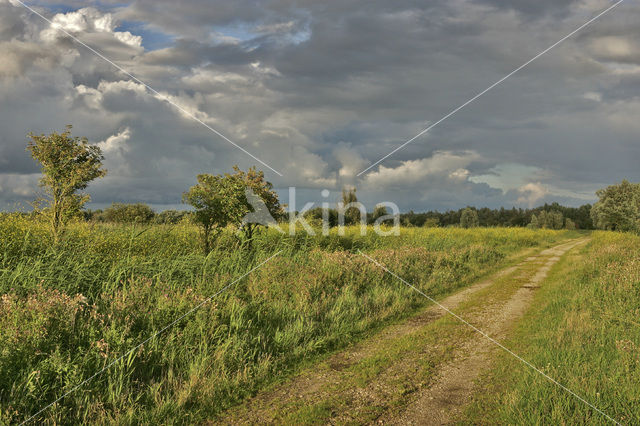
[0,0,639,212]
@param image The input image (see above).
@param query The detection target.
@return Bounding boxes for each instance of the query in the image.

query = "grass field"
[463,231,640,425]
[0,213,575,424]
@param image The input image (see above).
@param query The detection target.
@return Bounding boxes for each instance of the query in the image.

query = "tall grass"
[0,214,573,424]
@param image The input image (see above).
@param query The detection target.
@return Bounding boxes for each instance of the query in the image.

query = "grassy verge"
[0,215,576,424]
[463,231,639,425]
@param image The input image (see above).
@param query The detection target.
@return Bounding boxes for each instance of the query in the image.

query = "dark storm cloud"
[0,0,638,211]
[471,0,580,18]
[0,2,26,39]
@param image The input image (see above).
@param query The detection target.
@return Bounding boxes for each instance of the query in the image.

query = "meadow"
[0,213,575,424]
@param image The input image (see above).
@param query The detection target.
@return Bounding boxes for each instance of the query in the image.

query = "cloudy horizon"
[1,0,639,212]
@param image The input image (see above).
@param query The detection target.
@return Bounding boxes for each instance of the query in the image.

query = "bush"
[103,203,155,224]
[153,210,190,225]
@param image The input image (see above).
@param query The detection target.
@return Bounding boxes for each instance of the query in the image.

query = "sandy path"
[383,238,589,425]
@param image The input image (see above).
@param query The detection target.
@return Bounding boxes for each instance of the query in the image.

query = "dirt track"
[382,238,589,425]
[218,238,589,425]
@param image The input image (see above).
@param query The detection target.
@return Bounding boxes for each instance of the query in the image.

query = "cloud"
[0,2,26,40]
[333,143,368,182]
[469,163,549,192]
[97,127,131,154]
[588,36,640,64]
[41,7,142,48]
[471,0,579,18]
[0,173,39,208]
[0,40,60,77]
[97,127,131,175]
[449,168,470,182]
[517,182,549,207]
[363,151,480,189]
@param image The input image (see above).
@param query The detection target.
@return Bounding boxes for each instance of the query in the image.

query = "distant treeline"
[77,201,594,229]
[83,204,190,224]
[398,203,594,229]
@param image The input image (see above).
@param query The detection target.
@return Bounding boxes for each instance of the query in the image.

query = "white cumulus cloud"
[363,151,480,188]
[517,182,549,207]
[41,7,142,48]
[97,127,131,154]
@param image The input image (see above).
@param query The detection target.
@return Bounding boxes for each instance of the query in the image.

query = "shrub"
[153,210,189,225]
[103,203,155,224]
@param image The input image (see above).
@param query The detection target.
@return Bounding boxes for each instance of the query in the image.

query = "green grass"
[0,214,575,424]
[463,231,640,425]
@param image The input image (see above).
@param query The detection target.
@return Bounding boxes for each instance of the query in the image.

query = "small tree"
[183,173,246,253]
[591,180,640,233]
[537,211,549,228]
[371,204,388,223]
[548,210,564,230]
[341,187,360,225]
[231,166,283,245]
[529,213,539,229]
[535,210,563,230]
[564,218,576,230]
[27,125,106,242]
[460,208,479,228]
[305,207,338,228]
